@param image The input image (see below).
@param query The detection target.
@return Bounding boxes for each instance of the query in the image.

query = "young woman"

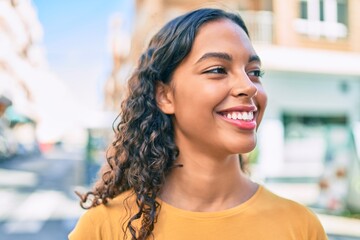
[69,8,327,240]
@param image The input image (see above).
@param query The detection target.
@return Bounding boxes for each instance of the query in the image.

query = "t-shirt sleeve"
[306,209,328,240]
[68,210,99,240]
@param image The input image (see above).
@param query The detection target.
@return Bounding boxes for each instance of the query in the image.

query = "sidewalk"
[318,214,360,238]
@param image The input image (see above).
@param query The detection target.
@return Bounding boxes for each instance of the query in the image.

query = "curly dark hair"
[78,7,250,240]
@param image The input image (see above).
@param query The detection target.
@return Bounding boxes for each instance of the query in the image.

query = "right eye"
[203,66,227,75]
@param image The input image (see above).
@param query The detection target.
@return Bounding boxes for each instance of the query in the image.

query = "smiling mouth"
[219,111,255,121]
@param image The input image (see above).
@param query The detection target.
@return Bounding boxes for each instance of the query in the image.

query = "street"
[0,148,87,240]
[0,148,359,240]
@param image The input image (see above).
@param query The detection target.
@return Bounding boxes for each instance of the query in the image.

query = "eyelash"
[203,67,265,78]
[248,70,265,78]
[203,66,227,74]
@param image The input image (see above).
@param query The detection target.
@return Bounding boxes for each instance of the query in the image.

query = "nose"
[230,73,258,98]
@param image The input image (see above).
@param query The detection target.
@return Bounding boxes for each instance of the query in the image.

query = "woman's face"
[161,18,267,156]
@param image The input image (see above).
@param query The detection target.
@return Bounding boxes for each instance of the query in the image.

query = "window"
[295,0,348,40]
[337,0,347,25]
[319,0,325,21]
[300,0,308,19]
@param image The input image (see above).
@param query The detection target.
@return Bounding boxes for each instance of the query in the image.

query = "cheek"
[255,86,267,124]
[259,88,268,109]
[174,86,223,128]
[179,82,225,107]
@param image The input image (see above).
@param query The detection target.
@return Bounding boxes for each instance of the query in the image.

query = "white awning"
[255,45,360,76]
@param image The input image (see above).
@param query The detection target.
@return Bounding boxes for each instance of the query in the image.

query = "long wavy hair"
[78,8,249,240]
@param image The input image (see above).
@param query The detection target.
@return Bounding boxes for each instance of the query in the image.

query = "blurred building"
[0,0,81,154]
[0,0,41,157]
[0,0,40,120]
[104,13,132,111]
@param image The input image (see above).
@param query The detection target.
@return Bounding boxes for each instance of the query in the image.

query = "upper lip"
[217,105,257,113]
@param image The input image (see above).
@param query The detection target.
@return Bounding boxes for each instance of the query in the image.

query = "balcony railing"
[239,10,274,45]
[294,18,348,40]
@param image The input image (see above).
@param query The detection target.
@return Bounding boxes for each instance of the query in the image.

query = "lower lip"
[219,114,257,130]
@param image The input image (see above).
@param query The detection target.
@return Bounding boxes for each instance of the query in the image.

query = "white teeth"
[224,111,254,121]
[242,112,248,119]
[232,112,237,120]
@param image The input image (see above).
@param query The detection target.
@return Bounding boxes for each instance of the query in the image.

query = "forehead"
[186,19,256,62]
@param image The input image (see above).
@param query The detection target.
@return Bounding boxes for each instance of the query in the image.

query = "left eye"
[203,67,227,74]
[247,70,264,77]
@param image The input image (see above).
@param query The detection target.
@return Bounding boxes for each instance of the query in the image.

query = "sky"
[32,0,134,111]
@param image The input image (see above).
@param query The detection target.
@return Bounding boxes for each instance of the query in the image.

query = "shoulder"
[256,185,327,239]
[83,190,136,224]
[68,190,136,240]
[257,185,319,219]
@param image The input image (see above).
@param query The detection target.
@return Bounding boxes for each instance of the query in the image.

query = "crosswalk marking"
[0,190,17,220]
[0,169,38,188]
[2,190,78,234]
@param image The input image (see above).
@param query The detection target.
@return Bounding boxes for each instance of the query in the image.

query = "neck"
[160,152,257,212]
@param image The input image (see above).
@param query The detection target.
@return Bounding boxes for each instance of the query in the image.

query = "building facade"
[0,0,78,152]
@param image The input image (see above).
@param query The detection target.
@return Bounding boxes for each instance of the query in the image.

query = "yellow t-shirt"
[68,185,327,240]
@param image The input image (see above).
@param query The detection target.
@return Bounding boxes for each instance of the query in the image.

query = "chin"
[228,141,257,155]
[240,143,256,154]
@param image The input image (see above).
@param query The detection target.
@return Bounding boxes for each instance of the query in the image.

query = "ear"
[155,82,175,114]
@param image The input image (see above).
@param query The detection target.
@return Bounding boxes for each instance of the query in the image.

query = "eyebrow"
[196,52,232,64]
[249,54,262,64]
[196,52,262,65]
